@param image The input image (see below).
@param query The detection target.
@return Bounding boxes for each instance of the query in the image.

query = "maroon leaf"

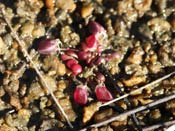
[85,35,97,51]
[88,21,105,35]
[60,54,71,61]
[65,50,78,58]
[74,86,88,105]
[37,39,57,54]
[95,85,113,102]
[78,51,91,61]
[66,59,78,68]
[96,73,105,83]
[71,64,82,75]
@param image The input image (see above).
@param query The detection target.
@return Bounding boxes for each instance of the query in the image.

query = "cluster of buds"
[37,21,114,105]
[73,84,113,105]
[60,50,82,76]
[78,21,108,66]
[72,21,114,105]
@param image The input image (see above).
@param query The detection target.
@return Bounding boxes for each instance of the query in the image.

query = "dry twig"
[80,93,175,131]
[100,71,175,107]
[0,8,73,128]
[142,119,175,131]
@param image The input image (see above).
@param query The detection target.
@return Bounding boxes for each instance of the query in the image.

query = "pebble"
[83,102,101,123]
[5,109,31,129]
[0,124,18,131]
[166,100,175,116]
[17,109,31,127]
[134,0,152,15]
[58,97,77,122]
[56,62,66,76]
[0,37,7,55]
[56,0,76,12]
[148,18,171,32]
[27,82,44,102]
[40,96,48,110]
[94,108,113,122]
[81,4,94,18]
[42,75,57,94]
[126,47,144,65]
[149,109,161,120]
[57,80,68,91]
[32,23,45,38]
[10,95,22,110]
[111,120,127,131]
[40,119,58,130]
[54,90,65,99]
[20,22,34,37]
[45,0,54,9]
[123,75,146,87]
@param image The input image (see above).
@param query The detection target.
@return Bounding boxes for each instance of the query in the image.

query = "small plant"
[37,21,115,105]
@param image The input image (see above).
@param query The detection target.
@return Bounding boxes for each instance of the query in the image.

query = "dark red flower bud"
[95,85,113,102]
[38,39,57,54]
[74,86,88,105]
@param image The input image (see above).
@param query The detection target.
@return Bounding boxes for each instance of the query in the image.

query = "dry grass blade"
[80,94,175,131]
[142,119,175,131]
[0,8,73,128]
[100,71,175,107]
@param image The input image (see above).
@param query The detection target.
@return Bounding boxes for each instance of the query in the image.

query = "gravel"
[0,0,175,130]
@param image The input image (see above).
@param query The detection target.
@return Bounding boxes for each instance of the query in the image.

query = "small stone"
[57,62,66,76]
[57,80,68,91]
[149,109,161,120]
[54,91,65,99]
[127,47,144,65]
[56,0,76,12]
[57,97,77,121]
[32,24,45,38]
[17,109,31,127]
[10,95,22,110]
[0,37,7,55]
[111,120,127,131]
[12,41,19,49]
[45,0,54,9]
[138,98,153,105]
[94,108,113,122]
[123,75,146,87]
[148,18,171,32]
[42,75,57,94]
[83,102,101,123]
[0,124,18,131]
[81,4,94,18]
[40,97,48,109]
[20,22,34,37]
[28,82,44,102]
[40,119,58,131]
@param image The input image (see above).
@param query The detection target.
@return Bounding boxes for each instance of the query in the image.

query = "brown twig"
[100,71,175,107]
[80,93,175,131]
[142,119,175,131]
[0,8,73,128]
